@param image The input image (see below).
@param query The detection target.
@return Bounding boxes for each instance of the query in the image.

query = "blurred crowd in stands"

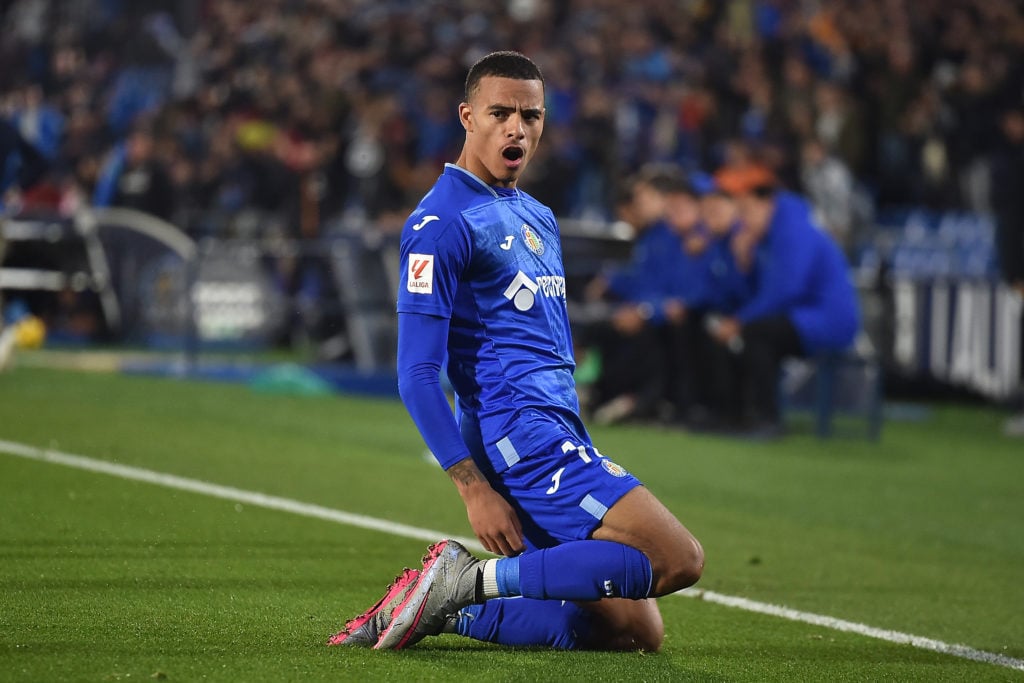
[1,0,1023,246]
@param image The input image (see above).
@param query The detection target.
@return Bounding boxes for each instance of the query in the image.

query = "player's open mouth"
[502,146,524,168]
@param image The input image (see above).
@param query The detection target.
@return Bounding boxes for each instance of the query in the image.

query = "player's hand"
[446,458,525,556]
[463,484,525,557]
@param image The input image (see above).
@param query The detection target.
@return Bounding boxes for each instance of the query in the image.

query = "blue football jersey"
[397,164,590,475]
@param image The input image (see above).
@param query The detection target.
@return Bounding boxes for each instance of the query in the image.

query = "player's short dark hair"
[464,51,544,101]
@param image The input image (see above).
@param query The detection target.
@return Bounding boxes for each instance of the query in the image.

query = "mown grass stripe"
[2,437,1021,673]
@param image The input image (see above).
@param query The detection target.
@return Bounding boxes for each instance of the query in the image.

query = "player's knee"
[586,600,664,652]
[629,600,665,652]
[593,602,663,651]
[651,534,704,595]
[630,617,665,653]
[586,615,664,652]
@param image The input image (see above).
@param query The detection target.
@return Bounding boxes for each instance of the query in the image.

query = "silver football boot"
[374,539,480,649]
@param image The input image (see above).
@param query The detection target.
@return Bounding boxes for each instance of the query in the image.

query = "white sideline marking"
[0,439,479,552]
[1,438,1022,673]
[678,589,1024,672]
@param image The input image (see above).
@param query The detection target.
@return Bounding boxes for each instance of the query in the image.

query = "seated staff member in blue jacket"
[708,165,860,435]
[657,171,709,424]
[580,164,685,425]
[662,175,754,428]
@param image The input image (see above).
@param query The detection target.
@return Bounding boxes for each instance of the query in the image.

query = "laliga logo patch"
[521,224,544,255]
[601,459,629,478]
[407,253,434,294]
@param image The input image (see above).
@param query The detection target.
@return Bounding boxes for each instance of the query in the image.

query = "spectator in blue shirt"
[9,85,64,162]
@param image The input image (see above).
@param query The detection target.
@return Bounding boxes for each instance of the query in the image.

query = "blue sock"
[456,599,591,649]
[494,540,652,601]
[495,555,520,596]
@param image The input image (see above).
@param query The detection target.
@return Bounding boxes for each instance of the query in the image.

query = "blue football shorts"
[488,438,644,552]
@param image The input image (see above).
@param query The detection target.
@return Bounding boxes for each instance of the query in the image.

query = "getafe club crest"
[521,224,544,255]
[601,460,629,478]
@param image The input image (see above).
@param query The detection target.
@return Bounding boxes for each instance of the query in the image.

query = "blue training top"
[396,164,590,474]
[735,192,859,353]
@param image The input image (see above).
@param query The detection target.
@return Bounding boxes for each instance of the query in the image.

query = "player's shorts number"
[560,440,604,463]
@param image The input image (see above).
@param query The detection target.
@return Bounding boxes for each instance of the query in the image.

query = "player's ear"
[459,102,473,132]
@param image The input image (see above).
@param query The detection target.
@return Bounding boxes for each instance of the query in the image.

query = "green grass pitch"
[0,365,1022,681]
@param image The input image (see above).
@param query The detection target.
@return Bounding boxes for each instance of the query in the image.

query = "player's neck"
[454,151,518,190]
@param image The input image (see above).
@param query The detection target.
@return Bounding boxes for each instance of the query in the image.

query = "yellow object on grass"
[14,316,46,349]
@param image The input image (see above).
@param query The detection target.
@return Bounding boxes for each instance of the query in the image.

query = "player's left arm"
[397,311,525,556]
[396,311,471,469]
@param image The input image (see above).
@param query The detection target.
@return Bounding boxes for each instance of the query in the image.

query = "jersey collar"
[444,163,520,199]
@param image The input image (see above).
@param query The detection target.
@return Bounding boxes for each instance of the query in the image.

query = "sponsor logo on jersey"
[503,271,539,311]
[503,270,565,311]
[601,459,629,478]
[536,275,566,299]
[521,224,544,255]
[407,254,434,294]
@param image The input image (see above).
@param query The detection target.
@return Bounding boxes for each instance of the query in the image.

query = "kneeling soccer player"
[329,50,703,652]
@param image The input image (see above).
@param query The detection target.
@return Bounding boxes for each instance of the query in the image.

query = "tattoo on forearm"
[448,460,485,487]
